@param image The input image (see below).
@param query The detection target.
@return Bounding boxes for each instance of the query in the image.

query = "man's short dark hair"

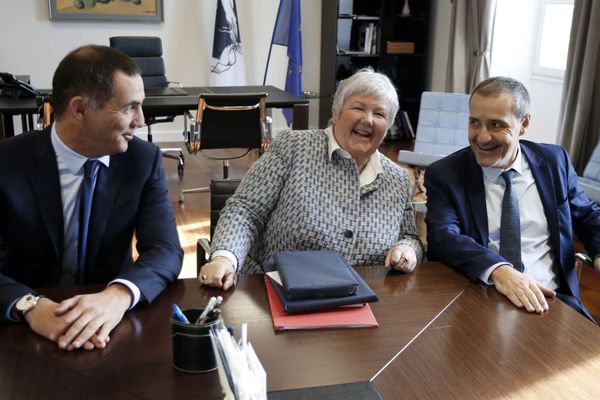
[51,45,141,117]
[470,76,530,119]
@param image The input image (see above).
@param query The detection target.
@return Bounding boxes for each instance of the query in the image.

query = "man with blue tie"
[425,76,600,320]
[0,45,183,350]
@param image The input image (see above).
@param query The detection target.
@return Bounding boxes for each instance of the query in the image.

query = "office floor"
[161,139,600,321]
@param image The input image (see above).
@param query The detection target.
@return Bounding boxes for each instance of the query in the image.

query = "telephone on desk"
[0,72,37,99]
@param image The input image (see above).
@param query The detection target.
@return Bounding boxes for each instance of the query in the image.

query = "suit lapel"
[465,152,489,245]
[27,130,63,258]
[521,144,561,260]
[86,153,124,270]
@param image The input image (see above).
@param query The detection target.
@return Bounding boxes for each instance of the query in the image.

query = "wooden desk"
[1,263,600,399]
[0,85,309,138]
[372,284,600,399]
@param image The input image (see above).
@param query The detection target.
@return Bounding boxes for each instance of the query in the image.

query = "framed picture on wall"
[49,0,164,23]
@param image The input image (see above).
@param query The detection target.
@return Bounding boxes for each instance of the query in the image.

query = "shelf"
[385,53,425,58]
[337,52,380,57]
[338,14,381,21]
[395,15,428,22]
[320,0,431,128]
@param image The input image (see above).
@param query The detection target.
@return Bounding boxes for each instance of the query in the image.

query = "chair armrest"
[576,252,593,266]
[398,150,444,168]
[262,116,273,152]
[578,177,600,203]
[167,80,183,88]
[197,238,211,276]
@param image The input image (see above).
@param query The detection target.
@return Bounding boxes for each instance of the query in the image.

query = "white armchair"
[398,92,470,212]
[579,142,600,203]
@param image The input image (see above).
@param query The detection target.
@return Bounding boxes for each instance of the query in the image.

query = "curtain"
[558,0,600,173]
[445,0,497,93]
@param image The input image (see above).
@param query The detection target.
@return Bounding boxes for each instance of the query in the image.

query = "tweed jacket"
[211,129,424,273]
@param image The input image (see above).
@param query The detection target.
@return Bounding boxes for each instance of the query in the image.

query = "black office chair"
[109,36,185,174]
[196,179,241,275]
[179,92,271,203]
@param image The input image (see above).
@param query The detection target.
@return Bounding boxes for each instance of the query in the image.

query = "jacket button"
[344,230,353,238]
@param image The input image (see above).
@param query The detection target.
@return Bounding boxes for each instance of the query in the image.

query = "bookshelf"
[319,0,431,137]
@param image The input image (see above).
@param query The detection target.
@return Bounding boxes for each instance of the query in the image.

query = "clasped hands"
[198,245,419,291]
[24,284,132,351]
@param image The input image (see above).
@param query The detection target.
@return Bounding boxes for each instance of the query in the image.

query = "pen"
[240,322,247,349]
[195,295,223,324]
[196,296,217,324]
[203,308,221,324]
[171,303,190,324]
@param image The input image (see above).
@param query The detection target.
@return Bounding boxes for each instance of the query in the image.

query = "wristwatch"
[15,293,42,320]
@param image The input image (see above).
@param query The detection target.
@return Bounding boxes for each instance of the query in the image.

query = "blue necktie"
[499,169,523,272]
[78,159,100,283]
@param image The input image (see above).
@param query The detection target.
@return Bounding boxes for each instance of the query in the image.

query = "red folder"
[264,276,379,331]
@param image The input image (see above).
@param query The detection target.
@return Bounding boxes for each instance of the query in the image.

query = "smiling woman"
[197,68,424,291]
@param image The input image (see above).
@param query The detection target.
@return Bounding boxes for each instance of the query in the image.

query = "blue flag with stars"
[271,0,302,126]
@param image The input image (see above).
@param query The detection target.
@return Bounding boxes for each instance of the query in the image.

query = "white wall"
[0,0,322,140]
[489,0,564,144]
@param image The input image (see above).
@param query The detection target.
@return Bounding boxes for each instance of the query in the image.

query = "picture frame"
[48,0,163,23]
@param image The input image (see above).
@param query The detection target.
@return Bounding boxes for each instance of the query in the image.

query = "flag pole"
[263,0,285,85]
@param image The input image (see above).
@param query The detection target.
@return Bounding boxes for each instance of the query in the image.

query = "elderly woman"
[200,68,424,289]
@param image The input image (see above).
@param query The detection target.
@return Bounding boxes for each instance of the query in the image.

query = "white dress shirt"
[51,124,140,307]
[479,147,559,289]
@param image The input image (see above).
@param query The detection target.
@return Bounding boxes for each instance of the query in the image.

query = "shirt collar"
[481,145,524,183]
[325,125,383,175]
[51,123,110,174]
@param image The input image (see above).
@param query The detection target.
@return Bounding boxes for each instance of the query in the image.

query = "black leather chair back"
[109,36,168,89]
[209,179,241,240]
[198,93,266,151]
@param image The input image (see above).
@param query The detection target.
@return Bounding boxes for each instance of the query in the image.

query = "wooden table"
[372,283,600,399]
[1,263,599,399]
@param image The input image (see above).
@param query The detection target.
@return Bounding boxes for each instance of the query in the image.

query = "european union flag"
[270,0,302,127]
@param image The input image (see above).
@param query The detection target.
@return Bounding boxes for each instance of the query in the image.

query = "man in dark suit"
[0,45,183,350]
[425,76,600,319]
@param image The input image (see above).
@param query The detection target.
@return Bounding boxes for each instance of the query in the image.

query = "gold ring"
[201,274,208,281]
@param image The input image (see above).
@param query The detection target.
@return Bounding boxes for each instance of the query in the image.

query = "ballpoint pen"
[204,308,221,323]
[171,303,190,324]
[195,295,223,324]
[196,296,217,324]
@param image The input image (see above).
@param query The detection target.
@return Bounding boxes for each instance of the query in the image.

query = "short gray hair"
[470,76,530,119]
[331,67,399,129]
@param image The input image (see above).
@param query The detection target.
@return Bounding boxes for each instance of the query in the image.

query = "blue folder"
[275,250,359,300]
[266,253,378,314]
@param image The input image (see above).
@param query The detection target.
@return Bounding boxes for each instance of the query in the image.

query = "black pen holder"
[171,308,220,373]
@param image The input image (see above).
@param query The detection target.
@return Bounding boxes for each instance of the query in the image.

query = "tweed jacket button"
[343,229,353,238]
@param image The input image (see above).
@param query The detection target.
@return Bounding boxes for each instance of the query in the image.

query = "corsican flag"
[210,0,246,86]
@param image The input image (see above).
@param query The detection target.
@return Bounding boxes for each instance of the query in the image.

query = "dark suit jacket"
[0,128,183,319]
[425,140,600,317]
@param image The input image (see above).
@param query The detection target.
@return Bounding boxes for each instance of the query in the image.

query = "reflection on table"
[1,262,599,399]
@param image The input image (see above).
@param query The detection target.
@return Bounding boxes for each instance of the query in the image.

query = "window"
[533,0,574,78]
